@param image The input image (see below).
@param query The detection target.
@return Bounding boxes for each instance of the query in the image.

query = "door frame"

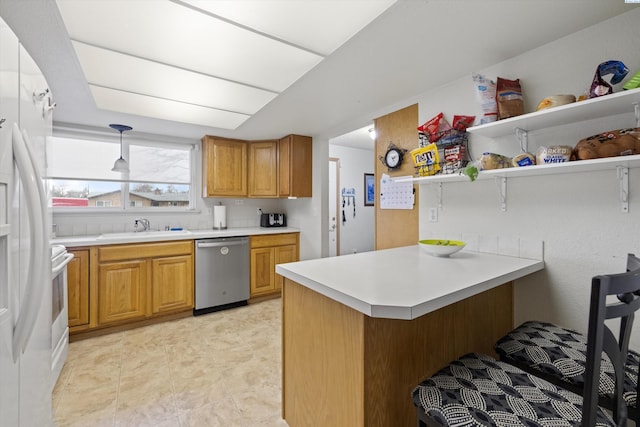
[328,157,340,257]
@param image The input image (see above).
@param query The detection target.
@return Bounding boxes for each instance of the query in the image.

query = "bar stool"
[412,254,640,426]
[494,254,640,422]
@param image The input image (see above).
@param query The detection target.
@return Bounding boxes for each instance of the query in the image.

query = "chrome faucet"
[134,218,150,232]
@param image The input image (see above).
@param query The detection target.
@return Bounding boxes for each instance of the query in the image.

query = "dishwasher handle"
[196,239,247,249]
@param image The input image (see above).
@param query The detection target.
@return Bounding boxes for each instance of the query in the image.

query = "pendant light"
[109,124,132,172]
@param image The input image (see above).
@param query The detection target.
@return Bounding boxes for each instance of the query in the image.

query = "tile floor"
[52,299,287,427]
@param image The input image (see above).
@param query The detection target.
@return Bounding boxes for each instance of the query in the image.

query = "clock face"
[385,148,402,169]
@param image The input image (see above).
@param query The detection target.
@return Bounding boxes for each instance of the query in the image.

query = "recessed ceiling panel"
[89,85,251,130]
[57,0,324,92]
[181,0,397,56]
[72,41,277,115]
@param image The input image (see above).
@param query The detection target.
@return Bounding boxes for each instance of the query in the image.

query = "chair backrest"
[583,253,640,426]
[628,253,640,273]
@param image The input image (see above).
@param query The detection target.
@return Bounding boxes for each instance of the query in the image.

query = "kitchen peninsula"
[276,244,544,427]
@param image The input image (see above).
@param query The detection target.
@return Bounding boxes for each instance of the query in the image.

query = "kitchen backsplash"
[52,198,284,237]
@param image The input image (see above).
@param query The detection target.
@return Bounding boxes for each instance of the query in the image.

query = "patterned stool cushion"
[495,321,639,410]
[412,353,615,426]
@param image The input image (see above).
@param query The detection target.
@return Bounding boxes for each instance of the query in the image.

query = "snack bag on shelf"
[472,73,498,124]
[479,152,512,170]
[536,146,572,164]
[452,115,476,131]
[589,60,629,98]
[496,77,524,119]
[573,128,640,160]
[442,144,467,174]
[417,113,451,143]
[411,144,441,176]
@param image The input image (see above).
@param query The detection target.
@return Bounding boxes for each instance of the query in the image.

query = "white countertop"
[52,226,299,247]
[276,245,544,320]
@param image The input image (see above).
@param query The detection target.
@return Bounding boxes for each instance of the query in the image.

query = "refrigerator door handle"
[11,124,48,361]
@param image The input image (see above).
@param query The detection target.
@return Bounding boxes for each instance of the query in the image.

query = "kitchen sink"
[97,229,192,240]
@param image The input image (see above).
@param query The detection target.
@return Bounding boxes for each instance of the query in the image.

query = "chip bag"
[417,113,451,143]
[589,60,629,98]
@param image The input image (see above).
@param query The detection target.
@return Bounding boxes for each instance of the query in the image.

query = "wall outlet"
[235,199,243,205]
[257,208,262,216]
[428,207,438,223]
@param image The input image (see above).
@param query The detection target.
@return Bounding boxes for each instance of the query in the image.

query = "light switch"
[428,207,438,223]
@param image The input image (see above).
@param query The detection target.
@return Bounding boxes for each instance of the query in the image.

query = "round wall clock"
[379,143,406,170]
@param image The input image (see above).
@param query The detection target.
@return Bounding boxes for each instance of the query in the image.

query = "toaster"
[260,213,287,227]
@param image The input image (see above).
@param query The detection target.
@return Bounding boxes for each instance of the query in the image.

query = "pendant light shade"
[109,124,132,172]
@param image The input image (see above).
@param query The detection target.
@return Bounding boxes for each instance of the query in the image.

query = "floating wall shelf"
[394,88,640,212]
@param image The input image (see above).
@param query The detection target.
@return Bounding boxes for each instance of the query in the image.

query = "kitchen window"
[48,131,195,210]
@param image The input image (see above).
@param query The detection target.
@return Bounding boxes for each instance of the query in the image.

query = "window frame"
[49,127,198,213]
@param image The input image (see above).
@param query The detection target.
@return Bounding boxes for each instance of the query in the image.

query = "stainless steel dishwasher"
[194,236,249,315]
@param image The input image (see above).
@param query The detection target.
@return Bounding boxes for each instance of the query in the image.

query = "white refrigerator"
[0,17,54,426]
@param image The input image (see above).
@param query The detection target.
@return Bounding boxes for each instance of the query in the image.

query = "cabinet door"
[278,135,312,198]
[202,136,247,197]
[274,244,298,290]
[98,259,147,325]
[151,255,194,314]
[250,247,275,297]
[248,140,278,197]
[67,249,89,327]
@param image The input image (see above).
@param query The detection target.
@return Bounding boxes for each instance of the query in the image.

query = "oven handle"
[52,253,74,276]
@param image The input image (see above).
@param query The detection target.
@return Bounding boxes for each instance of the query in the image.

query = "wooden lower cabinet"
[67,249,90,330]
[69,240,194,336]
[151,255,194,314]
[98,259,148,325]
[250,233,299,298]
[274,244,297,290]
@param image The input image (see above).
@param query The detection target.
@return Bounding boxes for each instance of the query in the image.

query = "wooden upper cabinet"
[278,134,312,198]
[202,135,247,197]
[203,134,312,198]
[248,140,278,197]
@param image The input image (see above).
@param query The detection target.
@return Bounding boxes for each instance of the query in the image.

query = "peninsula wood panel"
[374,104,419,250]
[282,278,513,427]
[283,279,365,427]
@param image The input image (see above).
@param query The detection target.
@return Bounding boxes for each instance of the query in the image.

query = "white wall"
[329,144,375,254]
[415,9,640,345]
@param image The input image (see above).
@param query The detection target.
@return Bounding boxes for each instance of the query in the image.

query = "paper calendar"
[380,174,414,209]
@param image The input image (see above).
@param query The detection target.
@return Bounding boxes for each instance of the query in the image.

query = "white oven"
[51,245,73,388]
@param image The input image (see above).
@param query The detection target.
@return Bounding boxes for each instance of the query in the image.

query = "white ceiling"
[55,0,396,130]
[0,0,637,143]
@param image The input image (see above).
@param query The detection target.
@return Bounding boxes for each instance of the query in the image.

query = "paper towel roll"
[213,205,227,230]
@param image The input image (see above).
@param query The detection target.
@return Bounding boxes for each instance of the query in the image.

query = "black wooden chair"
[412,254,640,426]
[494,253,640,423]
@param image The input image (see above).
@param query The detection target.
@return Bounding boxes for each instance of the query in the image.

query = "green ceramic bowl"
[418,239,466,257]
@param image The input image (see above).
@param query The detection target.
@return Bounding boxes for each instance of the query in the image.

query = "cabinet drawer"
[250,233,298,248]
[98,240,193,262]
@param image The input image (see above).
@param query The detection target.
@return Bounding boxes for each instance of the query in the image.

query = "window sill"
[52,207,202,215]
